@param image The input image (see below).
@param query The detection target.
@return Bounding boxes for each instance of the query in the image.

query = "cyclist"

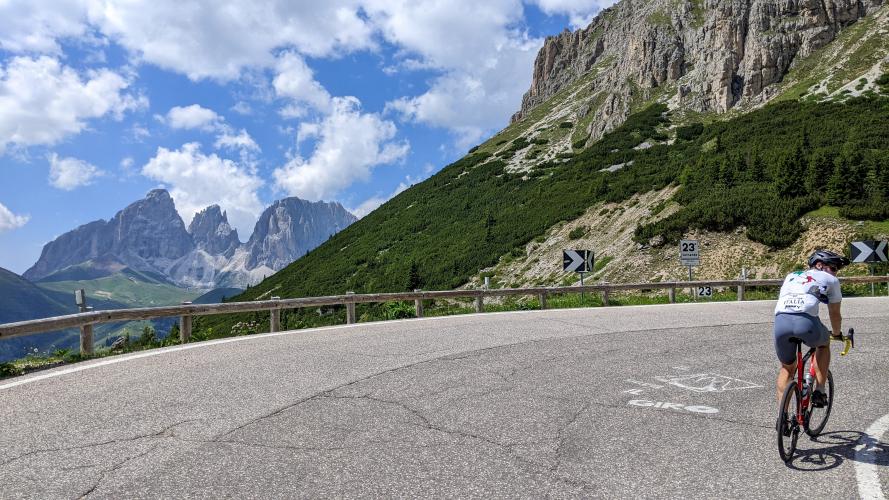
[773,250,849,412]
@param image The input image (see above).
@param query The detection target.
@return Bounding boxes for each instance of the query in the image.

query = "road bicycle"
[776,328,854,463]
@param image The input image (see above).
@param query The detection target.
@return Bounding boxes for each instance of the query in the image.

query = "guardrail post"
[414,289,424,318]
[601,289,609,306]
[346,291,356,324]
[475,294,484,313]
[80,324,93,356]
[668,287,676,303]
[737,283,745,301]
[270,309,281,332]
[269,296,281,332]
[180,301,192,343]
[180,315,192,343]
[538,292,547,310]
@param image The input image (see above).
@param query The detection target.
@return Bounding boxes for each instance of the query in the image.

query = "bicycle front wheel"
[805,369,834,437]
[777,381,800,463]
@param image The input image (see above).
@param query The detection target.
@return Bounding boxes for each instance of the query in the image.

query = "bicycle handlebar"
[830,327,855,356]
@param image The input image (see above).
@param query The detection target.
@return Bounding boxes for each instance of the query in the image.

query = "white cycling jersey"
[774,269,841,317]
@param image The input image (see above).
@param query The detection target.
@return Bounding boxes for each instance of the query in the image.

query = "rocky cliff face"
[188,205,240,258]
[25,190,357,289]
[24,190,194,281]
[512,0,885,143]
[246,198,357,271]
[108,189,194,264]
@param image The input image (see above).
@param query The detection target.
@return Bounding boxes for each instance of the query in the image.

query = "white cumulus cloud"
[141,143,264,235]
[164,104,222,131]
[214,129,260,153]
[86,0,376,81]
[370,0,541,147]
[0,202,29,233]
[0,0,90,54]
[273,51,332,116]
[0,56,146,152]
[274,97,409,201]
[48,153,104,190]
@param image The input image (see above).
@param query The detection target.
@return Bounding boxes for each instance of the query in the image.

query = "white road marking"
[623,388,644,395]
[856,413,889,500]
[626,399,719,414]
[625,379,664,389]
[654,373,762,393]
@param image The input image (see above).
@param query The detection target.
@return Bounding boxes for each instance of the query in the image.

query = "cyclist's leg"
[776,361,796,405]
[773,314,798,404]
[812,318,831,389]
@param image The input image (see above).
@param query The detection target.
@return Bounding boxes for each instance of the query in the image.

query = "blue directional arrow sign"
[850,240,888,263]
[563,250,594,273]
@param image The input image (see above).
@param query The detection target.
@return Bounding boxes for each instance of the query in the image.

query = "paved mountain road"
[2,298,888,498]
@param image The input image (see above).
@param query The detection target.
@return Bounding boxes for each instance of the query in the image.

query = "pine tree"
[774,148,803,197]
[746,151,765,182]
[826,157,852,205]
[806,150,832,194]
[406,261,422,291]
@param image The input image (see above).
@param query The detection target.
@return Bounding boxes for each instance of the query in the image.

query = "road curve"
[2,298,888,498]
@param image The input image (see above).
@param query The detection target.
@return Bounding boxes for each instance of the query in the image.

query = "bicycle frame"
[794,344,817,426]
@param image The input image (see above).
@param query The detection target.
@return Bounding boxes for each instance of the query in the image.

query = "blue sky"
[0,0,617,274]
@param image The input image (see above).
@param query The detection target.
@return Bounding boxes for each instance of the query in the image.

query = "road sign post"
[680,240,700,301]
[563,250,594,306]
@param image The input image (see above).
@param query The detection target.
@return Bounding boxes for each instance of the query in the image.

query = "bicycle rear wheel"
[805,369,834,437]
[777,381,800,463]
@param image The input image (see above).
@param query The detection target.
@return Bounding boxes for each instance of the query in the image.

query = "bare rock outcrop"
[512,0,885,141]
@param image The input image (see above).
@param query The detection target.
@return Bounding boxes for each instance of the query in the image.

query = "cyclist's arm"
[827,302,842,339]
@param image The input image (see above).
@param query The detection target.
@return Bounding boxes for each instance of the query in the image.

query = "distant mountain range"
[23,189,357,289]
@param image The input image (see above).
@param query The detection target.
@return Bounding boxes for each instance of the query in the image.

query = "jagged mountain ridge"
[24,190,357,289]
[512,0,886,147]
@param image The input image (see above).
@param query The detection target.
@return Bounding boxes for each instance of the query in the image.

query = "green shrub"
[568,226,587,239]
[559,121,574,129]
[839,203,889,220]
[876,73,889,86]
[676,123,704,141]
[0,362,21,378]
[383,301,415,320]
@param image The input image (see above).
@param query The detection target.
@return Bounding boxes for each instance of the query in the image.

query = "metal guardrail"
[1,276,887,355]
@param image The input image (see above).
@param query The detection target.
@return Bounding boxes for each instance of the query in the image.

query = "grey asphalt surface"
[1,298,888,499]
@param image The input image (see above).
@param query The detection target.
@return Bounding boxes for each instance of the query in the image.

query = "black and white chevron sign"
[850,240,888,263]
[563,250,594,273]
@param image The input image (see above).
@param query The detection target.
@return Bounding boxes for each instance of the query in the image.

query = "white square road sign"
[680,240,700,266]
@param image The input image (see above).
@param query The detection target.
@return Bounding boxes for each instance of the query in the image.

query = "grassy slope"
[0,267,71,323]
[36,272,201,308]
